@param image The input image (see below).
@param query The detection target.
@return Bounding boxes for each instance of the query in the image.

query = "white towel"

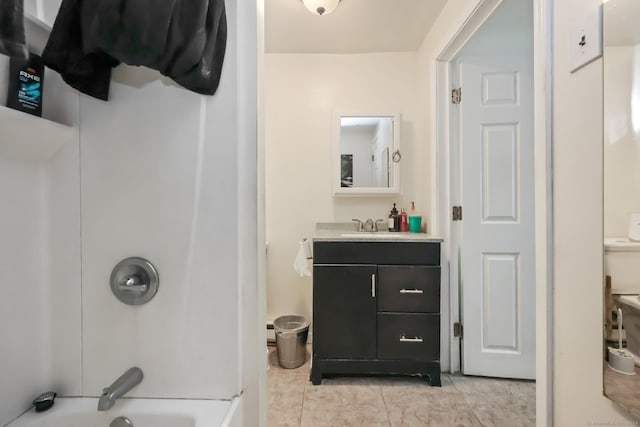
[293,239,312,277]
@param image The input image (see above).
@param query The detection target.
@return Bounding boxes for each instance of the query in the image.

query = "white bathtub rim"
[5,397,239,427]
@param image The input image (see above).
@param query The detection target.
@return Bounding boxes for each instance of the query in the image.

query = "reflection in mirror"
[603,0,640,419]
[333,113,400,196]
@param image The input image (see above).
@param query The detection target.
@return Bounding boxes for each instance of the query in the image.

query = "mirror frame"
[332,111,402,196]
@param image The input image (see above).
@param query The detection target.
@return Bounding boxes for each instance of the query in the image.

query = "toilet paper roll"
[629,213,640,242]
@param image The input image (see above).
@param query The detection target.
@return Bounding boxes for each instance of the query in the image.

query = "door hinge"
[451,88,462,104]
[453,322,463,338]
[452,206,462,221]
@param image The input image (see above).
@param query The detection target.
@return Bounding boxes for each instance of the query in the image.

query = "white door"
[459,54,535,379]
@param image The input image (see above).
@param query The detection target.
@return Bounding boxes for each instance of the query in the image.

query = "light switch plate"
[569,4,603,73]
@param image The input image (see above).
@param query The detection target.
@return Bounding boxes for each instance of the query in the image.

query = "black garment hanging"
[42,0,227,100]
[0,0,28,58]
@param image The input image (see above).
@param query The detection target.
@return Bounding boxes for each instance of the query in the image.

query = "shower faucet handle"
[118,275,148,293]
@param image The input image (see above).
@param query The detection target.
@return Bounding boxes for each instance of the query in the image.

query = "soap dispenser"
[388,203,399,232]
[400,208,409,232]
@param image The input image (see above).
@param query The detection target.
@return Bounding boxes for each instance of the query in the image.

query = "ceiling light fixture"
[302,0,341,16]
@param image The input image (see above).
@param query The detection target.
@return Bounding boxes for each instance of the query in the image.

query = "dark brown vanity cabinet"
[311,241,441,386]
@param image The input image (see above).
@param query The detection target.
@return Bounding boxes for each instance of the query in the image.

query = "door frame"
[431,0,553,425]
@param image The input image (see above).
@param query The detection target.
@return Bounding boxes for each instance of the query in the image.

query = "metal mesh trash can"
[274,315,310,369]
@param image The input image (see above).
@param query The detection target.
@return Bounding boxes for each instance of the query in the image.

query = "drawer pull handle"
[371,274,376,298]
[400,335,423,343]
[400,289,424,294]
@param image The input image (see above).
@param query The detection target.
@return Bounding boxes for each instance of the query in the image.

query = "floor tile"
[384,405,482,427]
[449,374,536,426]
[267,364,536,427]
[375,374,454,389]
[380,377,481,427]
[269,373,308,427]
[470,403,535,427]
[300,382,391,427]
[604,362,640,420]
[449,374,513,395]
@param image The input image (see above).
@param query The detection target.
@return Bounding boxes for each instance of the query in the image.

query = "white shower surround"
[79,65,240,399]
[0,0,261,425]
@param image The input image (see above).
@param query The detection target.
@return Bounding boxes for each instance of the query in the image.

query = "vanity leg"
[428,364,442,387]
[310,368,322,385]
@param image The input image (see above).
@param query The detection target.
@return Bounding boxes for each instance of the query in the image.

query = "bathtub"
[616,294,640,366]
[6,397,241,427]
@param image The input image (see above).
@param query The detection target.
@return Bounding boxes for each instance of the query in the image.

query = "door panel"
[482,124,519,222]
[459,54,535,379]
[482,71,518,105]
[481,253,519,351]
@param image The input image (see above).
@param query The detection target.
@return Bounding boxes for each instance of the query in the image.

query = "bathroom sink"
[339,233,404,238]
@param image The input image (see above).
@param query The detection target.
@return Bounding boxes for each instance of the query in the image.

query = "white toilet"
[605,237,640,294]
[605,236,640,366]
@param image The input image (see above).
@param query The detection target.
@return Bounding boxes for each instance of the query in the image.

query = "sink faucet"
[97,367,143,411]
[352,218,387,232]
[364,218,375,232]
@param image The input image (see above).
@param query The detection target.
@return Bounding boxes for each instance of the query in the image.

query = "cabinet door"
[313,265,377,359]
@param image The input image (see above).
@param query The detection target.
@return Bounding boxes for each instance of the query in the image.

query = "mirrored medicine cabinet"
[332,112,401,196]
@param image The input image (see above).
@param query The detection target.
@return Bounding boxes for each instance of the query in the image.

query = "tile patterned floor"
[604,362,640,420]
[268,345,535,427]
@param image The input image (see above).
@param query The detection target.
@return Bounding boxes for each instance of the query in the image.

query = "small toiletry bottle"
[400,208,409,232]
[388,203,399,232]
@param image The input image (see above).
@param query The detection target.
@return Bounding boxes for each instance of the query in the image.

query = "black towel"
[42,0,227,100]
[0,0,28,58]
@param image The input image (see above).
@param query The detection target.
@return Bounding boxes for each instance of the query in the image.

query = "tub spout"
[97,367,143,411]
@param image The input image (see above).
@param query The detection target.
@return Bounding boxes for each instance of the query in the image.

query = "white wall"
[0,55,81,425]
[264,52,424,323]
[604,45,640,237]
[0,152,49,426]
[553,0,636,424]
[42,70,83,399]
[253,1,268,425]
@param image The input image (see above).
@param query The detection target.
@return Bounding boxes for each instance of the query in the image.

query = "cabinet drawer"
[377,266,440,313]
[377,313,439,361]
[313,241,440,265]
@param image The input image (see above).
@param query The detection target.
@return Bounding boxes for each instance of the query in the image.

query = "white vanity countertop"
[313,223,443,242]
